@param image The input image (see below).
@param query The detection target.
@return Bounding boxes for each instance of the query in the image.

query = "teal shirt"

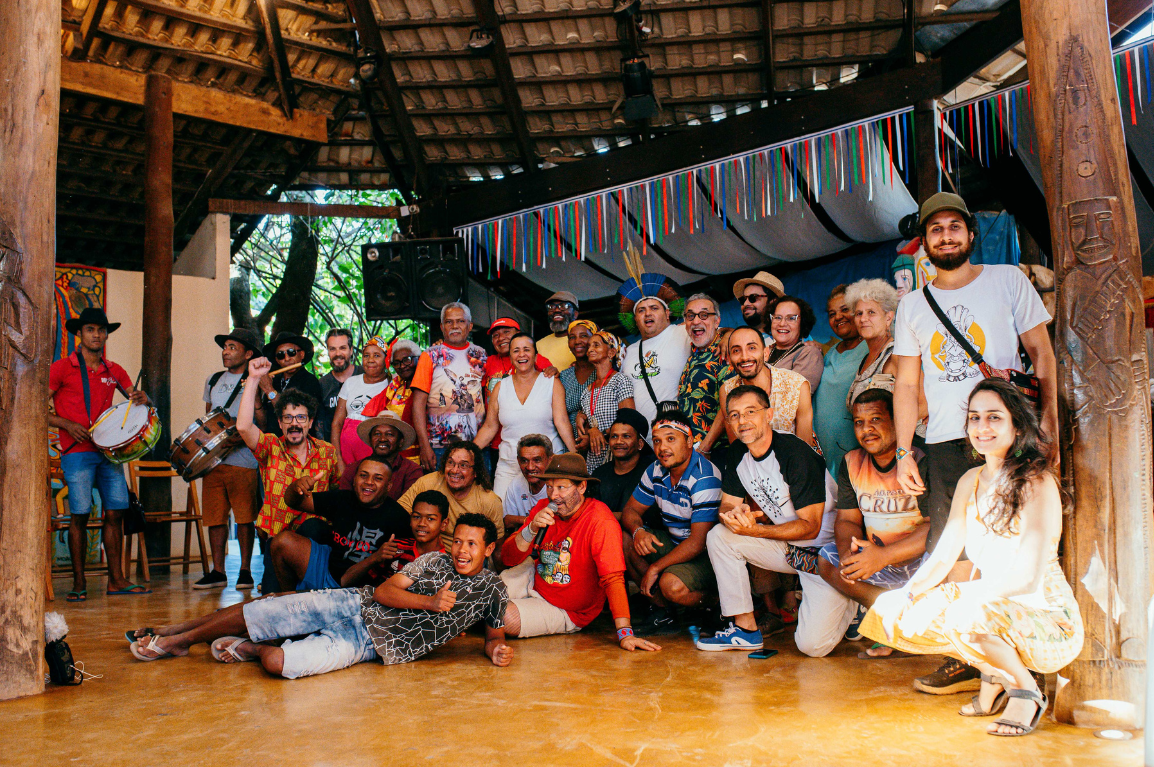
[813,341,869,481]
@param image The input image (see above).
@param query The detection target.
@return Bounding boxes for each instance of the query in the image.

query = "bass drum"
[169,407,239,481]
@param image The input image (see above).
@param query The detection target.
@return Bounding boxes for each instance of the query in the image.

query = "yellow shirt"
[536,333,575,371]
[397,472,505,548]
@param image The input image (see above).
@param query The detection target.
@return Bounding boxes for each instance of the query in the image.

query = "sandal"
[960,673,1009,717]
[65,590,87,602]
[125,628,155,643]
[107,584,151,596]
[988,688,1047,736]
[129,635,174,662]
[210,636,256,664]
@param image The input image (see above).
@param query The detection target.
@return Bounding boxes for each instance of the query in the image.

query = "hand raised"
[249,356,273,379]
[429,580,456,612]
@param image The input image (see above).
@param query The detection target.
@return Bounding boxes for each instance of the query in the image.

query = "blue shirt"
[813,341,869,481]
[631,451,723,541]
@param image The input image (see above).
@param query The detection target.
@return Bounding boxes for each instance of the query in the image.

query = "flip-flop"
[130,636,174,662]
[210,636,256,664]
[107,584,151,596]
[857,642,913,660]
[65,590,87,602]
[961,674,1009,717]
[988,689,1047,736]
[125,628,156,643]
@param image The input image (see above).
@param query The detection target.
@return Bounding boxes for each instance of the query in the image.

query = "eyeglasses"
[770,314,800,323]
[445,458,474,471]
[275,348,301,360]
[683,310,717,321]
[280,413,310,424]
[727,406,768,423]
[393,354,418,366]
[545,301,575,310]
[739,294,768,305]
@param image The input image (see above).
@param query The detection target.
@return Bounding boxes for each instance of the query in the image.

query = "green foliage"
[233,189,430,366]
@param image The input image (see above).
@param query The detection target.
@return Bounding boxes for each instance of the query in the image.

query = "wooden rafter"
[174,132,258,245]
[255,0,297,119]
[759,0,776,101]
[67,0,110,61]
[208,199,415,218]
[357,81,415,203]
[471,0,538,173]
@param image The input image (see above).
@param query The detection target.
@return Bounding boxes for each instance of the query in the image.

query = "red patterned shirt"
[252,433,340,536]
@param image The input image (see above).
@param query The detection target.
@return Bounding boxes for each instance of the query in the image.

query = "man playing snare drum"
[48,307,151,601]
[194,328,265,592]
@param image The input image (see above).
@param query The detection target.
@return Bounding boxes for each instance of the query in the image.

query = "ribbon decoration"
[937,35,1153,187]
[456,108,915,278]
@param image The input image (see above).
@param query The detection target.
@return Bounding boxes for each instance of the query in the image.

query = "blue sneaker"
[695,623,764,651]
[845,604,867,641]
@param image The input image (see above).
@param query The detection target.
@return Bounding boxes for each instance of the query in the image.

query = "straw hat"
[356,411,417,451]
[732,271,785,300]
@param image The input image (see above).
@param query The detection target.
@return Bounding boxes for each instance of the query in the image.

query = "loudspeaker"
[362,237,467,320]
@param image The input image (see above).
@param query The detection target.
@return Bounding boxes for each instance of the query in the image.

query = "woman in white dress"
[331,336,389,475]
[473,333,577,499]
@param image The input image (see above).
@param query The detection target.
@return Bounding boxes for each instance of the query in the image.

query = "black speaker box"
[361,237,468,320]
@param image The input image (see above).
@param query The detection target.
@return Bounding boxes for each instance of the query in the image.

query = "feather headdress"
[616,247,684,335]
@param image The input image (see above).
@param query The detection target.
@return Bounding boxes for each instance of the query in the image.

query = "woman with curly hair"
[765,295,823,393]
[861,378,1082,738]
[558,320,598,436]
[575,330,635,471]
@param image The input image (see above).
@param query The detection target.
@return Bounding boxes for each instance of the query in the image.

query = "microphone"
[533,502,559,548]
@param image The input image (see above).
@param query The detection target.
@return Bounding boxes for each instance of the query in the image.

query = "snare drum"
[169,407,239,481]
[90,402,163,464]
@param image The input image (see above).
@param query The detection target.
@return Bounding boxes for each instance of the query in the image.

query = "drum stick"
[120,370,144,428]
[270,361,303,377]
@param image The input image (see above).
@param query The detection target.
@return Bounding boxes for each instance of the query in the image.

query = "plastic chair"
[124,461,210,582]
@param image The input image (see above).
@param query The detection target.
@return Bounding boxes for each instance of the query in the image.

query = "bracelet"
[895,446,910,460]
[520,525,536,543]
[616,627,634,642]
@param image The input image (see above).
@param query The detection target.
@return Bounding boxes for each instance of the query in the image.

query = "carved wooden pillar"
[0,0,59,699]
[1020,0,1154,728]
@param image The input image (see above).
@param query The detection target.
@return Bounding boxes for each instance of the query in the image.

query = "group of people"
[50,191,1083,738]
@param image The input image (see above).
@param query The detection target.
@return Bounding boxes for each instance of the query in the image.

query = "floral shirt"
[677,333,734,442]
[251,433,341,536]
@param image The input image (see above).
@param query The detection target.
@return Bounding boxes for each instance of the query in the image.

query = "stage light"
[620,56,659,121]
[614,0,641,17]
[356,52,379,82]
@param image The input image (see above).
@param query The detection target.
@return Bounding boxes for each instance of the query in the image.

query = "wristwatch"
[895,446,911,460]
[266,390,277,401]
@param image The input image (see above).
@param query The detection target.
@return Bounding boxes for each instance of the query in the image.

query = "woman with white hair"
[845,278,901,409]
[358,337,423,464]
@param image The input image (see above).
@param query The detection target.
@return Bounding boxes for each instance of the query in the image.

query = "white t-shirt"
[722,432,837,548]
[503,473,548,520]
[622,323,692,440]
[337,374,389,421]
[893,265,1050,443]
[202,371,258,469]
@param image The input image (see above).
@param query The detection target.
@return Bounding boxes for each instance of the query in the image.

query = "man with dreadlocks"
[619,261,692,443]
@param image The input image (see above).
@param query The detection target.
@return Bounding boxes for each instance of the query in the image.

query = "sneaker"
[235,569,254,590]
[756,613,786,637]
[634,607,682,637]
[193,570,227,590]
[913,657,982,694]
[845,604,867,641]
[695,623,764,652]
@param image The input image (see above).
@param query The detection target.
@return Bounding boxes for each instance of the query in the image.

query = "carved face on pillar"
[1065,196,1120,265]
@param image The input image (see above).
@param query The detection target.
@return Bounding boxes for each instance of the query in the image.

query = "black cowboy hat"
[214,327,263,356]
[262,331,314,364]
[64,307,120,335]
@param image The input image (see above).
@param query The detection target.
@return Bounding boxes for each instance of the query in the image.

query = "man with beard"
[699,326,814,453]
[317,329,361,442]
[620,283,692,436]
[589,408,656,518]
[238,356,341,594]
[398,441,504,549]
[273,457,412,591]
[195,327,264,591]
[337,411,423,500]
[677,293,732,458]
[258,331,325,438]
[732,271,785,336]
[892,192,1055,694]
[536,291,579,371]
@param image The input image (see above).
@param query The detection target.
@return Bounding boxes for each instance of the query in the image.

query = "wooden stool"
[124,461,210,582]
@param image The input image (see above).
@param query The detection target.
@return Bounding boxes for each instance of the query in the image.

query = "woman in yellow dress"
[861,378,1082,737]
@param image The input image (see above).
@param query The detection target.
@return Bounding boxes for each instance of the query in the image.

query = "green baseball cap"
[918,192,974,230]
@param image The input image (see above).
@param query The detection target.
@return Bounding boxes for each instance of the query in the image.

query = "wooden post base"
[1056,658,1145,728]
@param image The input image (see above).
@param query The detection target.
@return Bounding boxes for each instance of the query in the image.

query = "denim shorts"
[61,451,130,515]
[242,588,377,679]
[818,543,925,589]
[297,542,341,591]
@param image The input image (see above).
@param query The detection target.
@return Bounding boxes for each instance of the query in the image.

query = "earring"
[1013,448,1022,458]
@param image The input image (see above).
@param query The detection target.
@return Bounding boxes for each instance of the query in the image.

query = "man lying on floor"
[127,514,513,677]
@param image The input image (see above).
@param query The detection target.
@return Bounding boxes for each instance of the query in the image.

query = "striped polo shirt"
[631,451,723,541]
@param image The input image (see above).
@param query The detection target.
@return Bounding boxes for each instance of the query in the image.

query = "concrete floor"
[4,552,1141,767]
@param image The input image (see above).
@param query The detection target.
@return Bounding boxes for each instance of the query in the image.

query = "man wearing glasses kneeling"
[238,356,341,593]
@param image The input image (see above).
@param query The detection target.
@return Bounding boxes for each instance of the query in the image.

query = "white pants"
[492,458,521,503]
[706,525,857,657]
[500,560,581,638]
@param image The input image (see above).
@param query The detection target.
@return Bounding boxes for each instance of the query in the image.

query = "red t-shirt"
[49,354,133,453]
[481,353,553,449]
[500,497,626,627]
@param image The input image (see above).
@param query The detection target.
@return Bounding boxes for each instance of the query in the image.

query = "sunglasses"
[739,294,768,304]
[275,348,302,360]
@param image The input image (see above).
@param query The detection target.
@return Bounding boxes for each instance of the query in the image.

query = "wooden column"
[141,73,173,552]
[1019,0,1154,728]
[913,99,938,201]
[0,0,59,700]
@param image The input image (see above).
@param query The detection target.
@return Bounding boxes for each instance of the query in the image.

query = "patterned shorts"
[818,543,924,588]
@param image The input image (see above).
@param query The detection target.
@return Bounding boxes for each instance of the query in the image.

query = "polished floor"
[5,551,1141,767]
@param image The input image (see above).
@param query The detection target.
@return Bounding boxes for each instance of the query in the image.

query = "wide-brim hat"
[732,271,785,300]
[214,327,263,355]
[64,307,120,335]
[356,412,417,451]
[262,331,314,364]
[536,453,599,484]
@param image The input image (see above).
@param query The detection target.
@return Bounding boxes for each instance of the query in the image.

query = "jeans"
[61,451,130,514]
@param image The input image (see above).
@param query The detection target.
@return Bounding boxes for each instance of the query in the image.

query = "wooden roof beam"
[255,0,297,120]
[208,199,416,218]
[174,132,258,244]
[357,81,415,203]
[60,58,327,142]
[66,0,110,61]
[472,0,539,173]
[760,0,776,101]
